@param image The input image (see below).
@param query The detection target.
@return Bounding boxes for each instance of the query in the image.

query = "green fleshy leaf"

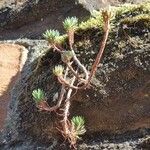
[32,89,45,103]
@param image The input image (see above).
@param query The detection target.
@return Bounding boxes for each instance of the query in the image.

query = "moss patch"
[78,2,150,31]
[120,14,150,28]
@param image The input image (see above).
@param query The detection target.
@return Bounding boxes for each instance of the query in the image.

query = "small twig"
[37,101,58,112]
[57,76,79,89]
[66,62,86,82]
[57,76,88,90]
[52,45,63,53]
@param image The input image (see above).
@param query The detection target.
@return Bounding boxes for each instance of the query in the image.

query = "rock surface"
[0,0,147,40]
[0,1,149,150]
[0,44,25,130]
[77,0,148,12]
[0,0,89,40]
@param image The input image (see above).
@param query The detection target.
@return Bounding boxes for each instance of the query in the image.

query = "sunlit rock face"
[77,0,119,12]
[77,0,147,13]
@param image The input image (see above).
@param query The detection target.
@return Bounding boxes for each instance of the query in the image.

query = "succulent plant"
[32,89,45,104]
[61,51,73,63]
[53,65,64,76]
[43,29,60,44]
[71,116,86,139]
[63,17,78,31]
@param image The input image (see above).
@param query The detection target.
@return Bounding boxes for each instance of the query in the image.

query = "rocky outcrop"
[0,0,146,40]
[0,0,89,39]
[78,0,148,12]
[0,2,150,150]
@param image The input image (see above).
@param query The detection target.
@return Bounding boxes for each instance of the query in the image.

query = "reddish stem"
[87,11,110,85]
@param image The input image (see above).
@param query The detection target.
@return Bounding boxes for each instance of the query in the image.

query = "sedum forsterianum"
[63,17,78,31]
[43,29,60,44]
[71,116,86,139]
[33,7,111,148]
[32,89,45,104]
[63,17,79,48]
[53,65,64,76]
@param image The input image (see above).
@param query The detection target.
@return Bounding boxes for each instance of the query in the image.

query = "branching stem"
[36,10,111,149]
[66,63,86,82]
[71,47,89,81]
[62,75,76,137]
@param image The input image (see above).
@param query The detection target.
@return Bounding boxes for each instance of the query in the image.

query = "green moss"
[120,14,150,28]
[79,15,103,30]
[77,2,150,31]
[115,3,150,19]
